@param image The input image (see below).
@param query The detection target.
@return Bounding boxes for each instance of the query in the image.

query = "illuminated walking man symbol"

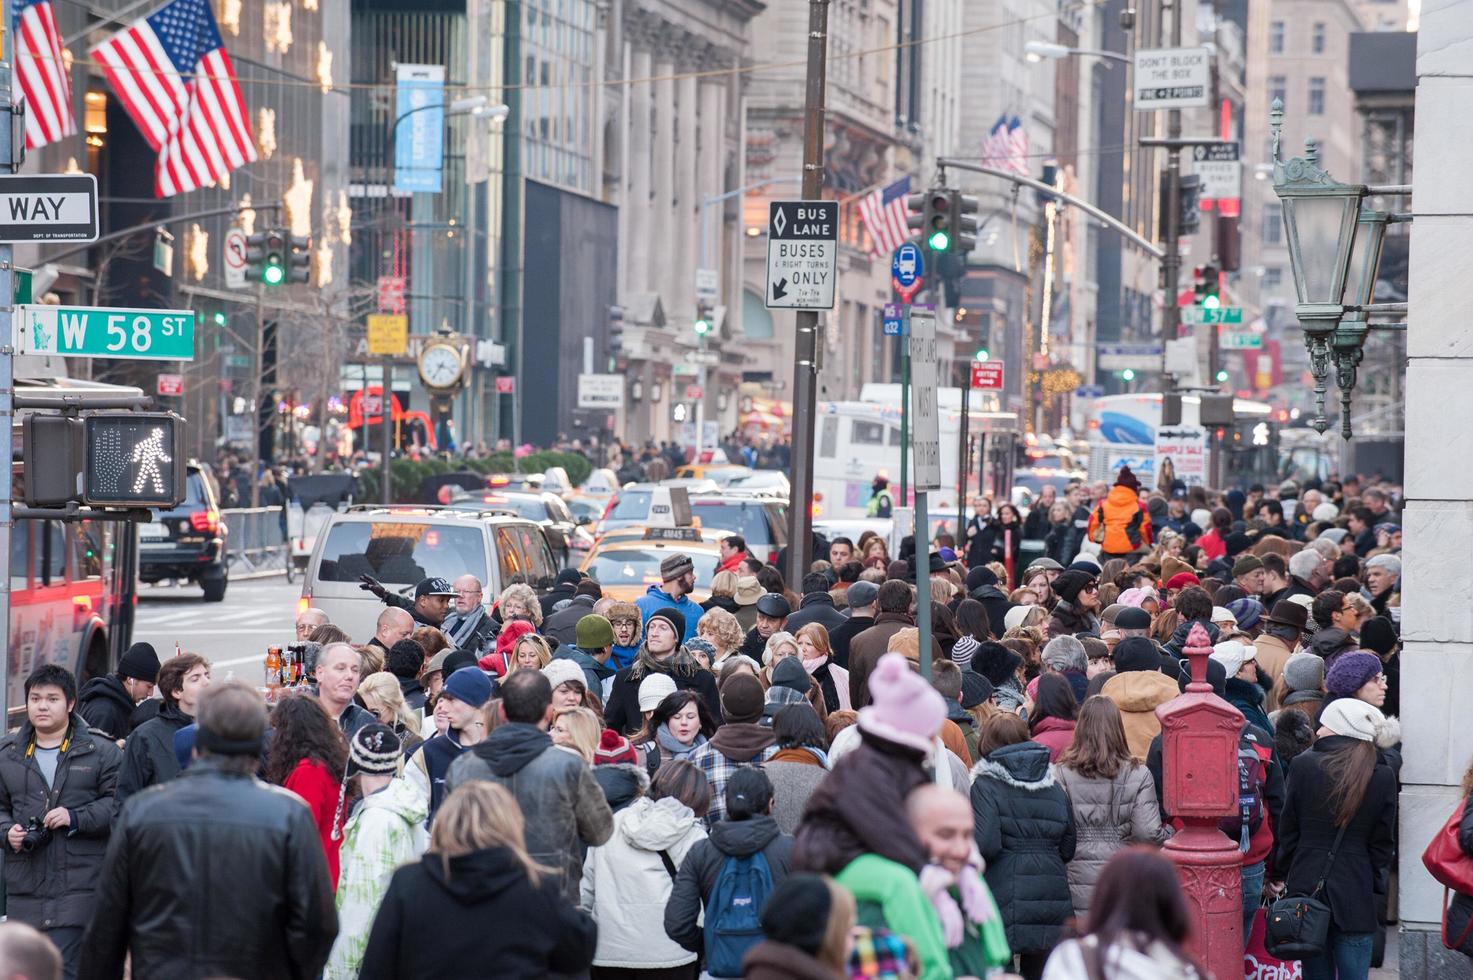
[130,428,171,495]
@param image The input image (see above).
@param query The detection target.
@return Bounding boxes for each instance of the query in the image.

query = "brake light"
[811,502,822,518]
[190,510,219,534]
[767,550,779,564]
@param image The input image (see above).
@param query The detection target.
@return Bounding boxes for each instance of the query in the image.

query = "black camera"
[20,817,51,852]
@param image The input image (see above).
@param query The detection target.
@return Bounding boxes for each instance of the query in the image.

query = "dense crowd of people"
[0,465,1444,980]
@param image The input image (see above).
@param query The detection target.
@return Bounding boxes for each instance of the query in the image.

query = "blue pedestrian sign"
[882,303,904,336]
[892,243,923,288]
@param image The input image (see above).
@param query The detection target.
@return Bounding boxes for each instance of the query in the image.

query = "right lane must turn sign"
[765,200,838,311]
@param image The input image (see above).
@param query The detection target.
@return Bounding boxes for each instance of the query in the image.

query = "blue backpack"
[703,851,774,978]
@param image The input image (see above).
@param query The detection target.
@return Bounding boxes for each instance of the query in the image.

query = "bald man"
[440,575,496,654]
[907,784,975,877]
[0,922,61,980]
[368,607,414,654]
[294,607,329,642]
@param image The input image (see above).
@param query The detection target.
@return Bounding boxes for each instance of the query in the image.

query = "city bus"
[10,374,139,720]
[813,385,1021,520]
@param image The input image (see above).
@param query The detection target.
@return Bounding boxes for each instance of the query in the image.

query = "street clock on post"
[418,338,467,392]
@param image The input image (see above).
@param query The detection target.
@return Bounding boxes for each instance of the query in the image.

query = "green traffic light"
[694,319,710,336]
[213,312,226,326]
[928,230,951,252]
[1216,369,1230,382]
[1121,369,1136,381]
[262,264,285,285]
[974,349,989,362]
[1202,294,1221,309]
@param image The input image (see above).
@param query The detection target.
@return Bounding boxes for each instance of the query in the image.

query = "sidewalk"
[1372,927,1400,979]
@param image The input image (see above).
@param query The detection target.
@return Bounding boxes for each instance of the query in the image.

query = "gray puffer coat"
[1053,762,1168,922]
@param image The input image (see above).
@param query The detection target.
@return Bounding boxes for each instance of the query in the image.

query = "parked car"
[138,462,229,602]
[300,508,559,640]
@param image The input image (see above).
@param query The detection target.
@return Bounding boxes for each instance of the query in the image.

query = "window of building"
[1270,21,1285,54]
[1263,203,1283,245]
[1263,267,1283,291]
[1269,75,1287,107]
[1312,22,1326,53]
[1308,77,1326,115]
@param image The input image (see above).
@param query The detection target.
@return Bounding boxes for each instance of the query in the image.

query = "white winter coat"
[1042,934,1202,980]
[579,794,707,968]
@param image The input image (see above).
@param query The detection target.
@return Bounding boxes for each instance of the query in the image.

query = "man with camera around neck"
[0,663,122,977]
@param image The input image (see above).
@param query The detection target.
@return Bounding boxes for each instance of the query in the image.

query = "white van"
[300,507,559,640]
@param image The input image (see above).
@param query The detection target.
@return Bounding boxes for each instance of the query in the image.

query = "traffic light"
[607,305,625,359]
[246,229,288,285]
[1195,263,1220,308]
[694,300,712,337]
[23,413,187,508]
[907,188,954,252]
[1215,368,1230,383]
[1120,368,1136,382]
[952,192,980,254]
[212,311,226,326]
[289,233,311,284]
[974,347,990,362]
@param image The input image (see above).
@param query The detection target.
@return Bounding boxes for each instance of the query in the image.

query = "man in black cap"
[1114,606,1153,643]
[357,574,457,627]
[739,593,791,660]
[635,552,704,642]
[78,642,161,742]
[827,580,878,668]
[539,568,584,619]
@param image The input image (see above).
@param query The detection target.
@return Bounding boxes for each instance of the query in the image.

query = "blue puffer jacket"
[635,586,704,642]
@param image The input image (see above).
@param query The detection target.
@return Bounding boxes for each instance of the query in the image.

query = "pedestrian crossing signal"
[83,413,187,508]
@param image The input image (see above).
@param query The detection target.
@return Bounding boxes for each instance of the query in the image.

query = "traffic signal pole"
[783,0,830,589]
[1160,0,1185,346]
[0,58,13,719]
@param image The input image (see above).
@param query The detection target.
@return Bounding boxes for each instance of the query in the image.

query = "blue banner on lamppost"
[394,64,446,194]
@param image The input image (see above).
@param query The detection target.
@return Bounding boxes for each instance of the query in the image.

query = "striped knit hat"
[332,723,402,842]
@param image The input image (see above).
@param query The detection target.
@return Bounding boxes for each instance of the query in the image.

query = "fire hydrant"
[1156,622,1246,977]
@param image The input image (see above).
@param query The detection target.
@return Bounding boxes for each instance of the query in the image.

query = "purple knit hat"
[1325,651,1383,696]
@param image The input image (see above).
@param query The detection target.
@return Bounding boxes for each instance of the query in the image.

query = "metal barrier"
[222,507,290,579]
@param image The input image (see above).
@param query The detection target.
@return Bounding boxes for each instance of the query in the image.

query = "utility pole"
[783,0,830,588]
[381,357,393,504]
[1160,0,1185,344]
[251,283,265,509]
[0,56,13,719]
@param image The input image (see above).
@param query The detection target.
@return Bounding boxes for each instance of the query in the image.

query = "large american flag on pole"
[857,176,913,257]
[91,0,256,198]
[15,0,76,150]
[982,115,1030,174]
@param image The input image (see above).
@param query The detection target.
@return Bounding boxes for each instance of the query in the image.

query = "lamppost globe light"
[1024,41,1069,62]
[472,103,510,121]
[448,94,489,113]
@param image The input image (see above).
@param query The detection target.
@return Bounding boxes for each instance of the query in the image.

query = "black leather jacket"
[79,759,337,980]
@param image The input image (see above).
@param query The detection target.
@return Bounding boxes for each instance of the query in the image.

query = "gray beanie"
[1283,652,1326,693]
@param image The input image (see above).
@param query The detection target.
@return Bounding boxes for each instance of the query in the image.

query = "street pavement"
[136,574,301,683]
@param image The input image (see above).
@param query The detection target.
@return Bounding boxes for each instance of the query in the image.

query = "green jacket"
[836,854,951,980]
[323,778,429,980]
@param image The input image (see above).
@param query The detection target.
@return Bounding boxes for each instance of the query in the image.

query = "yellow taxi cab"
[578,526,728,602]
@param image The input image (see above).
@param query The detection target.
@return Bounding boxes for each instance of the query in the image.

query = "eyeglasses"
[456,589,481,597]
[1083,583,1099,592]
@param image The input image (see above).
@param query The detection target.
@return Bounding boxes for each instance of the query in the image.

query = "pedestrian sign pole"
[908,306,940,681]
[0,57,14,722]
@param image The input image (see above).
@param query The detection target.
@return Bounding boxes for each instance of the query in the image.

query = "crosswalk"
[135,606,287,635]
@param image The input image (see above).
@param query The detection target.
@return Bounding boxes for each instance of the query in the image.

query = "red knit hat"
[594,728,639,766]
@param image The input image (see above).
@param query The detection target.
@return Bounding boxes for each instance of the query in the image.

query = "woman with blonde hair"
[762,630,801,671]
[507,633,553,676]
[551,706,603,765]
[496,582,544,628]
[358,672,424,754]
[358,782,597,978]
[795,623,850,712]
[696,606,744,666]
[702,570,742,615]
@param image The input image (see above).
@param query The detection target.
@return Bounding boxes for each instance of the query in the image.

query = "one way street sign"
[0,174,98,243]
[765,200,838,310]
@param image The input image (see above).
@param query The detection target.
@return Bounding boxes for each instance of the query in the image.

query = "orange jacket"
[1087,485,1152,555]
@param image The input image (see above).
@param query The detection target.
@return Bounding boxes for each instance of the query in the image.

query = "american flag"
[15,0,76,150]
[857,176,913,258]
[982,115,1030,174]
[91,0,256,198]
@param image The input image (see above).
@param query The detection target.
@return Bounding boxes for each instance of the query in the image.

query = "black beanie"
[1053,569,1095,606]
[974,641,1023,687]
[1359,616,1398,657]
[1112,637,1161,674]
[760,873,833,955]
[387,640,426,679]
[117,642,161,683]
[442,649,478,677]
[966,565,998,591]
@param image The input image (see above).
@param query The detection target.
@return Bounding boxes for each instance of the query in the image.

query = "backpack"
[1218,732,1269,850]
[703,850,774,978]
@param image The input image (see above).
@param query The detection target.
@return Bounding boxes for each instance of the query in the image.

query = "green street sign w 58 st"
[13,305,195,360]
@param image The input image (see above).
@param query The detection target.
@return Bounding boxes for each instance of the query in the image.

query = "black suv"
[137,462,229,601]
